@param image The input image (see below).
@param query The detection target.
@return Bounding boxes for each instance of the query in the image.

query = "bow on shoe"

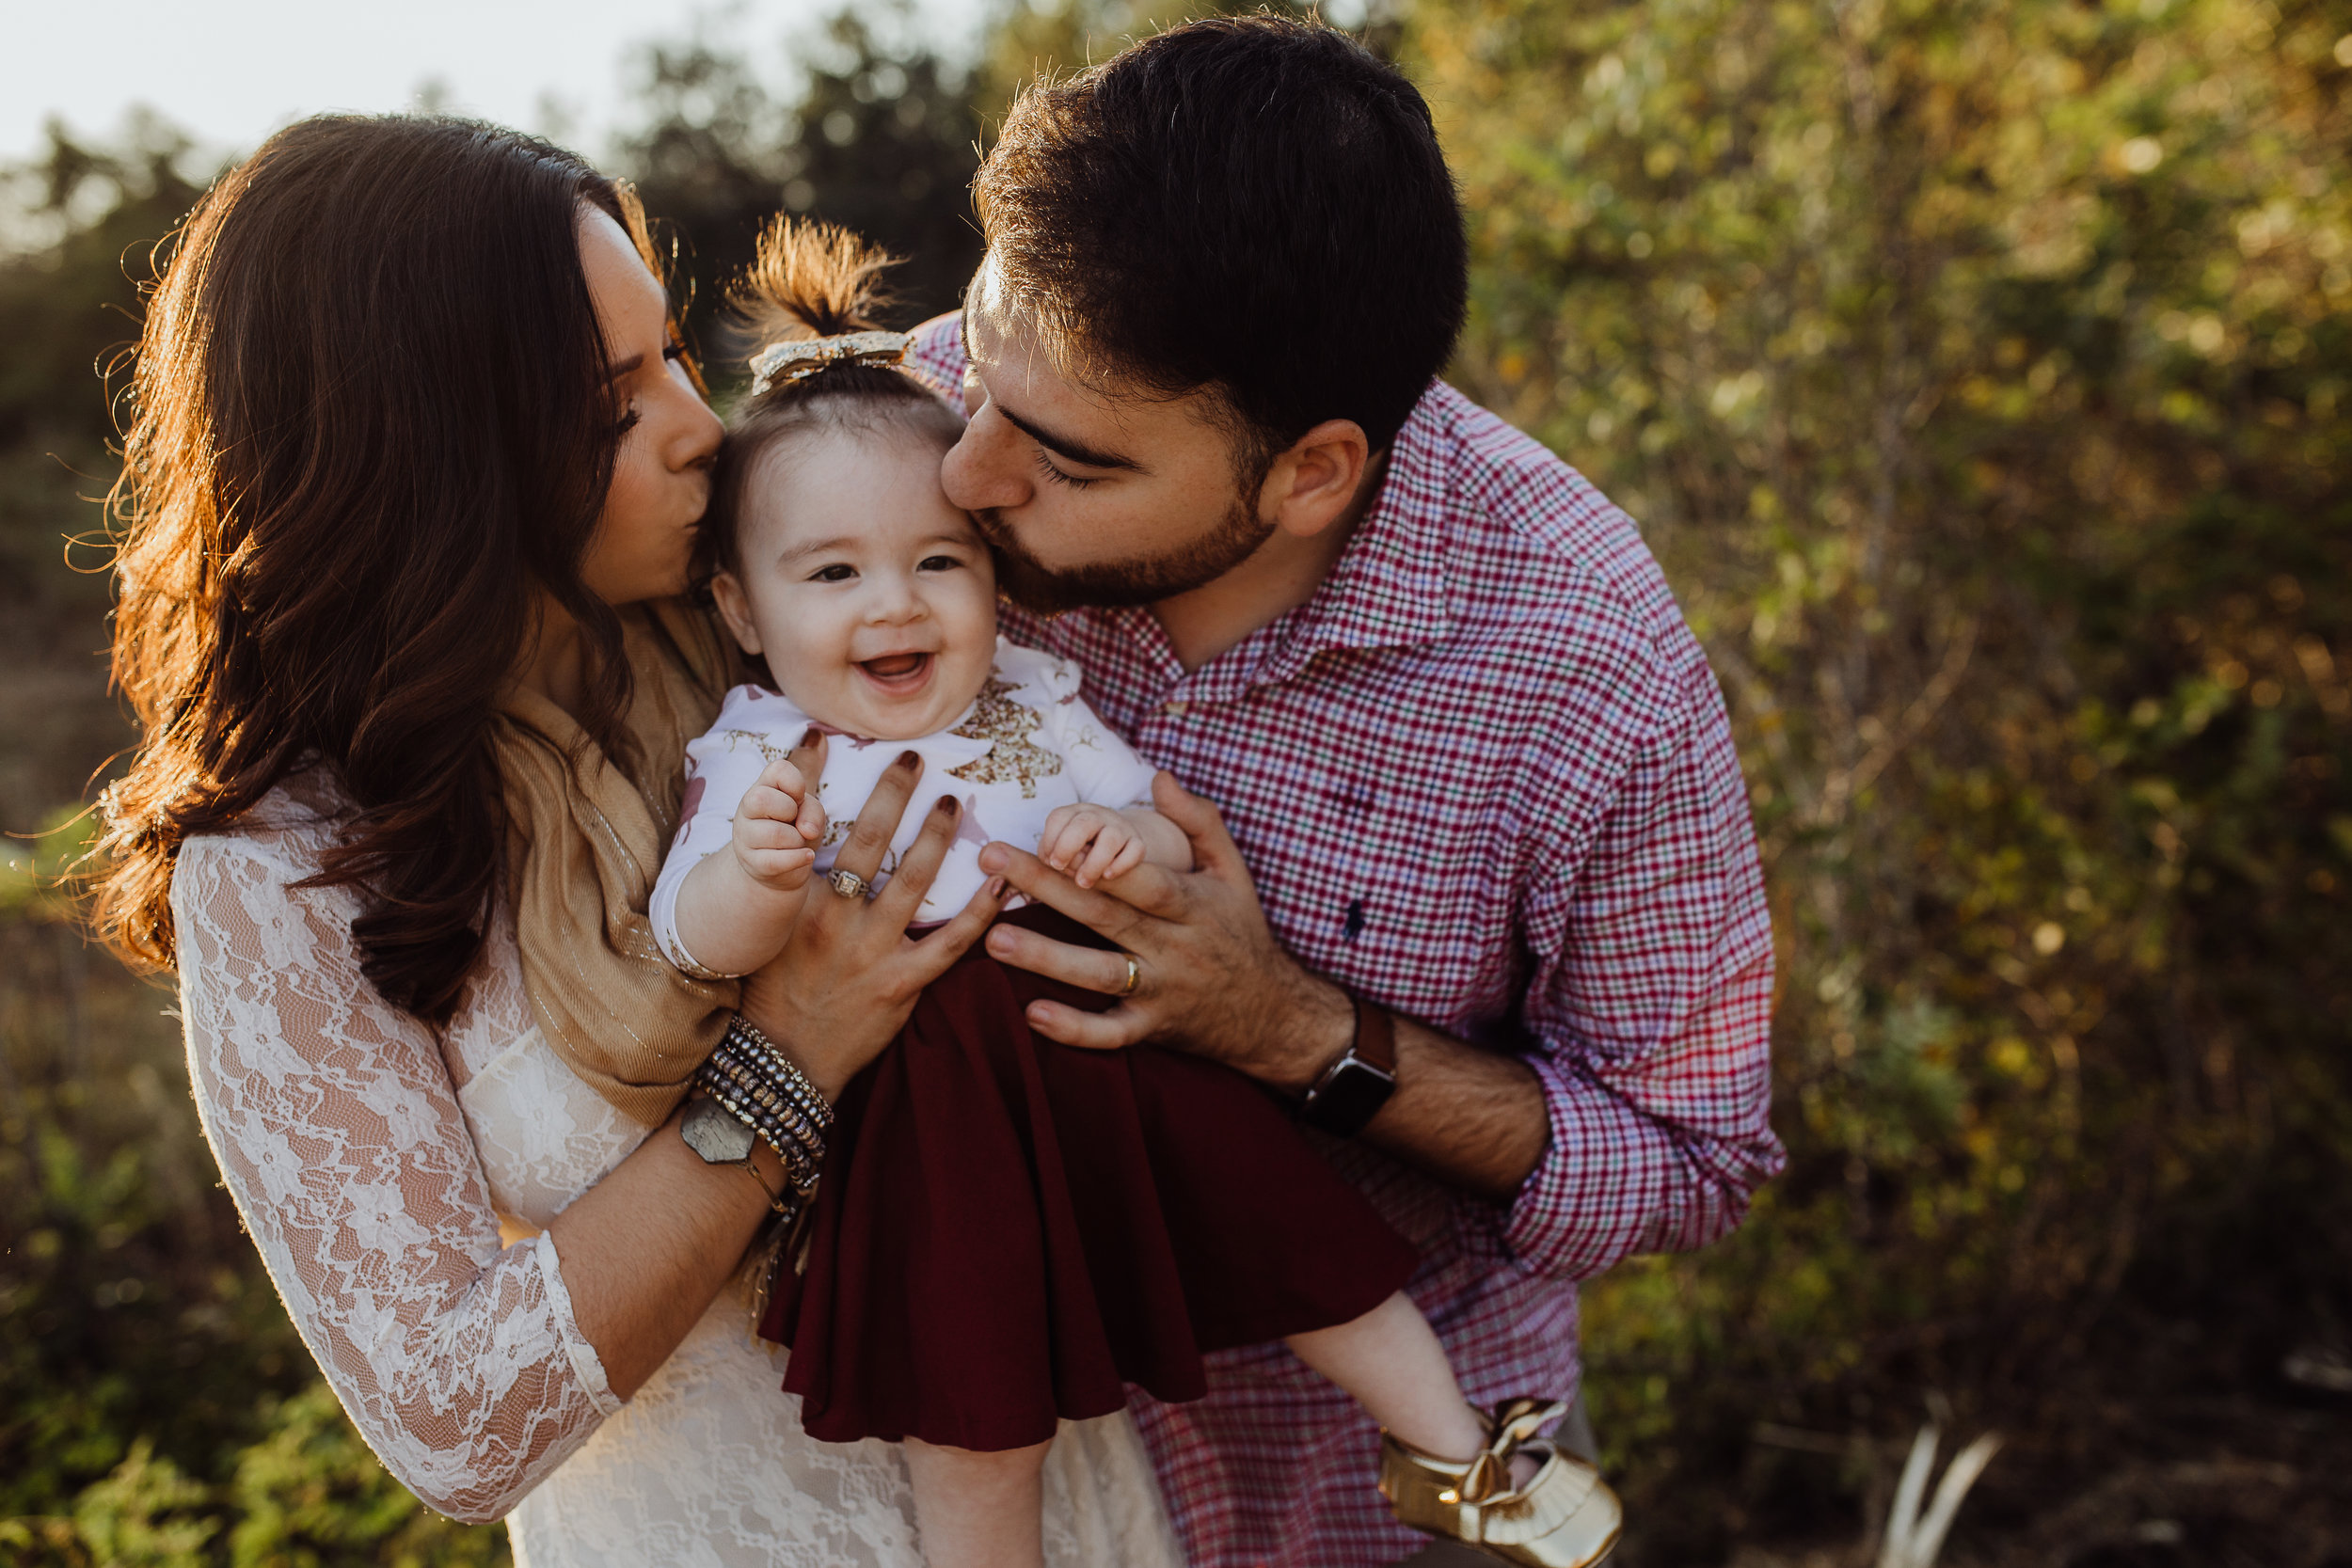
[1378,1399,1624,1567]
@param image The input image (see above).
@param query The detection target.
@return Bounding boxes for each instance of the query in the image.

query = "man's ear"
[1256,419,1373,540]
[708,571,765,657]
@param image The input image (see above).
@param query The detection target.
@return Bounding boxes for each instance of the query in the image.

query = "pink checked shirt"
[911,320,1780,1567]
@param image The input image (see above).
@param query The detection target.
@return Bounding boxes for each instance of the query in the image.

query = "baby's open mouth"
[857,652,932,690]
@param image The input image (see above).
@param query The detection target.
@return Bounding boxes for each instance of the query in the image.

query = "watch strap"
[1296,993,1400,1139]
[1352,993,1397,1074]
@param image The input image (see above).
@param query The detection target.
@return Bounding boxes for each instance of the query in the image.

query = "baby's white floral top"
[652,639,1161,955]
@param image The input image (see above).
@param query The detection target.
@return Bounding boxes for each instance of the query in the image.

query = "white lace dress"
[171,779,1184,1568]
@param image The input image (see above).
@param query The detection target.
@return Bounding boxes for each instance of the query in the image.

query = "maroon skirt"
[758,904,1421,1451]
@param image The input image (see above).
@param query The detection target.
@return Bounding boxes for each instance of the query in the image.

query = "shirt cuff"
[533,1230,625,1416]
[1499,1049,1663,1282]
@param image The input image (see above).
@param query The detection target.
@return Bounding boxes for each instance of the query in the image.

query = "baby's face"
[712,427,999,741]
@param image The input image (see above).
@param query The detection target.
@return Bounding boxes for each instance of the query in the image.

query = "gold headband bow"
[747,330,914,395]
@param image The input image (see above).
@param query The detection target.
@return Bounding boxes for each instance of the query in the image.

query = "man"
[908,16,1781,1565]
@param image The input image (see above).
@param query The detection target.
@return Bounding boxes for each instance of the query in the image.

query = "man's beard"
[974,496,1276,616]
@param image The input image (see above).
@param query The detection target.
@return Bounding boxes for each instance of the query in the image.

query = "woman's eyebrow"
[605,353,647,379]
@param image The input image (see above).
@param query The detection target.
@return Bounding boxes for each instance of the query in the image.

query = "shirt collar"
[1241,387,1456,689]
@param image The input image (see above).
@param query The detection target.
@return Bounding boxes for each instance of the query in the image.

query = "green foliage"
[1409,0,2352,1555]
[0,120,204,826]
[616,9,985,358]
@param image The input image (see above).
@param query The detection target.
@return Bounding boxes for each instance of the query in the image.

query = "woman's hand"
[736,736,1004,1099]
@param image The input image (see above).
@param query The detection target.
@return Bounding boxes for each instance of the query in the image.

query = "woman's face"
[576,207,723,605]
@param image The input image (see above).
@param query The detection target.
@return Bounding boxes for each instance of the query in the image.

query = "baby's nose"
[867,576,927,621]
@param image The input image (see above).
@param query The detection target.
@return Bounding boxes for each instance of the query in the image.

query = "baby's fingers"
[1073,833,1117,889]
[753,755,807,801]
[741,782,803,825]
[1038,817,1087,873]
[744,845,815,880]
[798,795,829,846]
[1105,837,1146,881]
[737,816,805,854]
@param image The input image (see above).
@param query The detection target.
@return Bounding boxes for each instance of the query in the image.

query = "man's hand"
[980,770,1551,1199]
[977,771,1355,1092]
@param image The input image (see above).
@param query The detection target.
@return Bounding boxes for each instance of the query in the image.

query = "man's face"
[940,257,1272,613]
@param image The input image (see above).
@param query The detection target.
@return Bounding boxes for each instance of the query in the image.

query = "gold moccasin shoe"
[1378,1399,1623,1568]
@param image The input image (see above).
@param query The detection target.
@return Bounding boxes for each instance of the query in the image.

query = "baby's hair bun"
[731,216,900,363]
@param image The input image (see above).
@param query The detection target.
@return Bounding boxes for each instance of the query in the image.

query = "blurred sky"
[0,0,990,166]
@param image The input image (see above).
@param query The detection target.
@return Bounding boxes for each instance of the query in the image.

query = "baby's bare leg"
[1286,1291,1538,1486]
[902,1435,1054,1568]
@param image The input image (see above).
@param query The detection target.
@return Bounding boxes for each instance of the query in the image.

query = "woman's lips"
[857,652,933,694]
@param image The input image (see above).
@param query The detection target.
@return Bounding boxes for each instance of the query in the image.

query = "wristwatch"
[681,1095,789,1212]
[1295,994,1399,1138]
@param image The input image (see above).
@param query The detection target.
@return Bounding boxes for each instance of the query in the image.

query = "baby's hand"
[732,757,827,894]
[1039,803,1147,890]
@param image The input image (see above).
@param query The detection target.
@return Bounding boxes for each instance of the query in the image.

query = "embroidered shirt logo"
[946,676,1063,799]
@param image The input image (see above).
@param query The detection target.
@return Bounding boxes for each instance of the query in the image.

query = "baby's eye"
[808,563,856,583]
[917,554,963,573]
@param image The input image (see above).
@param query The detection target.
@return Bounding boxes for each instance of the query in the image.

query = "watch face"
[1302,1057,1399,1138]
[681,1097,757,1164]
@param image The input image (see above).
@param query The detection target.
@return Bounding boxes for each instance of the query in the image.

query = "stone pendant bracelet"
[678,1013,834,1221]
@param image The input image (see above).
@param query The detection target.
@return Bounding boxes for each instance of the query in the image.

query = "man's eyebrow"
[962,284,1142,473]
[997,404,1143,473]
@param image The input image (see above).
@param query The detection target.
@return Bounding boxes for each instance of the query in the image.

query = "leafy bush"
[1407,0,2352,1557]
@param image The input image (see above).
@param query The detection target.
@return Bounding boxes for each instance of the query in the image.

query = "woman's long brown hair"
[95,116,674,1027]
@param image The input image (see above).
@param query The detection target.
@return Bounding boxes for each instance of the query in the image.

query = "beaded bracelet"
[691,1015,835,1198]
[698,1071,814,1196]
[724,1016,835,1134]
[709,1035,829,1148]
[701,1053,824,1196]
[702,1070,820,1193]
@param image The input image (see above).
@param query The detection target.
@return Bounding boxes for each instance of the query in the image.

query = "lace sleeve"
[173,831,623,1524]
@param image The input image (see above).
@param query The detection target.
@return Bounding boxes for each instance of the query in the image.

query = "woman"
[91,115,1182,1567]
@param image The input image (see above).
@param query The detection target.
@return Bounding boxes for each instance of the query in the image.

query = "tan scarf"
[492,598,739,1127]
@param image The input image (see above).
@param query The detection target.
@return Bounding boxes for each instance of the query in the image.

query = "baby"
[652,220,1620,1568]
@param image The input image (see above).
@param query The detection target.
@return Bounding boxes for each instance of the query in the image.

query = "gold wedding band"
[1120,955,1141,997]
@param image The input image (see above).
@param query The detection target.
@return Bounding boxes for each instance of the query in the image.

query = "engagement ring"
[828,868,873,900]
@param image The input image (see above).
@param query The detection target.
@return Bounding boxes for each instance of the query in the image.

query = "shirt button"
[1162,700,1189,717]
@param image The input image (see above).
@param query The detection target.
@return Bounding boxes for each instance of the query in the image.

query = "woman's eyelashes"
[1032,449,1102,490]
[612,346,686,436]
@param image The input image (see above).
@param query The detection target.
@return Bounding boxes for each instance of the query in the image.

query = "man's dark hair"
[975,13,1467,462]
